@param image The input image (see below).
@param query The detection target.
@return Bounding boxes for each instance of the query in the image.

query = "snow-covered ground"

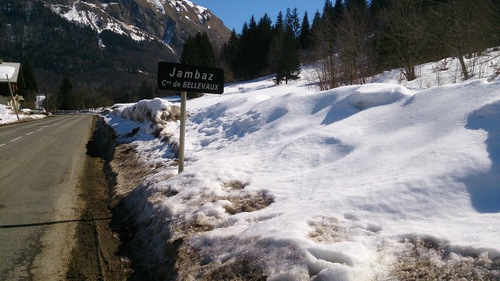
[3,49,499,279]
[103,49,500,279]
[0,105,46,125]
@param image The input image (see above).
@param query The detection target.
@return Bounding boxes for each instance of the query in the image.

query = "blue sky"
[194,0,326,32]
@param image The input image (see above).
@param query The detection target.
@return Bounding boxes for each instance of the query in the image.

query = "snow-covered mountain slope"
[45,0,230,51]
[0,0,231,93]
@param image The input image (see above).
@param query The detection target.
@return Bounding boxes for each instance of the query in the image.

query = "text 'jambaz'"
[158,62,224,94]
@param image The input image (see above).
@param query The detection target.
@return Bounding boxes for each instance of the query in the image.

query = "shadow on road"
[0,217,112,229]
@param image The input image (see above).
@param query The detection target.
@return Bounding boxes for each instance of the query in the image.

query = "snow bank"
[103,50,500,279]
[0,104,11,115]
[0,105,47,125]
[104,98,180,142]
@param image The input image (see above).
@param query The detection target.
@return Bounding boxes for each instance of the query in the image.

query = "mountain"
[0,0,231,102]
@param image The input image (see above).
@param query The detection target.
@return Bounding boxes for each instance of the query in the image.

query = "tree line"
[190,0,499,89]
[220,8,303,84]
[1,0,173,110]
[15,62,156,112]
[8,0,500,110]
[180,8,303,85]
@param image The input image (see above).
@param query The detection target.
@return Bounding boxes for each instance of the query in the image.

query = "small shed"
[0,61,24,108]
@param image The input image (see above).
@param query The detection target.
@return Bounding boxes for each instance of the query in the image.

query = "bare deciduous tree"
[375,0,428,81]
[336,1,370,85]
[427,0,498,80]
[311,11,339,90]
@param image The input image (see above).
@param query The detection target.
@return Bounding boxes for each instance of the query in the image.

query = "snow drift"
[102,50,500,280]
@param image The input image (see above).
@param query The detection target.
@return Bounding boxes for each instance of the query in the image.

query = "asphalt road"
[0,115,94,280]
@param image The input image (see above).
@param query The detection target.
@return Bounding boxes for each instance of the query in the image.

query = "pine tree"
[233,14,274,80]
[179,32,217,98]
[138,80,153,100]
[19,59,38,103]
[285,8,301,38]
[269,14,301,85]
[370,0,391,16]
[220,30,240,82]
[332,0,345,23]
[180,36,200,65]
[299,11,312,50]
[180,32,216,67]
[255,14,274,74]
[197,32,216,67]
[275,11,284,32]
[58,76,73,110]
[346,0,367,13]
[322,0,334,23]
[311,10,322,34]
[281,31,301,83]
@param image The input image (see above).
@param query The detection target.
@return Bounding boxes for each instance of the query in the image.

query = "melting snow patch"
[96,50,500,280]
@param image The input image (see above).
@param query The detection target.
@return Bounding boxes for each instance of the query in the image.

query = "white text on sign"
[169,67,214,81]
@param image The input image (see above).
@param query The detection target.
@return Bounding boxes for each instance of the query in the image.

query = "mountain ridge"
[0,0,231,103]
[45,0,230,53]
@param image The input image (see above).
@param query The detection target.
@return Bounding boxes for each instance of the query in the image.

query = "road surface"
[0,115,93,280]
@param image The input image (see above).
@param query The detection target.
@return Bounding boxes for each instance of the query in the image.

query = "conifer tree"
[220,30,240,82]
[370,0,391,15]
[311,10,322,35]
[256,14,274,74]
[274,11,284,34]
[180,36,200,65]
[233,15,274,79]
[180,32,216,98]
[58,76,73,110]
[19,59,38,103]
[322,0,334,23]
[180,32,216,67]
[299,11,312,50]
[138,80,153,100]
[332,0,345,23]
[197,32,216,67]
[285,8,301,38]
[269,13,301,84]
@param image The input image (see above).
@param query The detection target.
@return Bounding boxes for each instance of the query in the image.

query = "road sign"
[158,62,224,94]
[157,62,224,173]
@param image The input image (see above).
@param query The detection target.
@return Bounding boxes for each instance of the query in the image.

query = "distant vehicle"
[31,108,46,115]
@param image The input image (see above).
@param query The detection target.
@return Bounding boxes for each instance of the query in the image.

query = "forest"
[3,0,500,110]
[217,0,500,89]
[0,0,175,110]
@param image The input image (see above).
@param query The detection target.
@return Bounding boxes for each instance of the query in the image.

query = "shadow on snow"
[464,100,500,213]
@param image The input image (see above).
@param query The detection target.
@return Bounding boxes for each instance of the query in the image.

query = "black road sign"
[158,62,224,94]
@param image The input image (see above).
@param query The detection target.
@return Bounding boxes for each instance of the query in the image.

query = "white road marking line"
[2,120,60,146]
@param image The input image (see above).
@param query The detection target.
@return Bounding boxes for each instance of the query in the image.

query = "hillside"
[0,0,230,101]
[101,48,500,280]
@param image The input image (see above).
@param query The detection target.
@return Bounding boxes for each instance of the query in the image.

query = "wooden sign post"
[158,62,224,173]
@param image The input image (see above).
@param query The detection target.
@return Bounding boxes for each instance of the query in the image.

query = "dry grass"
[391,236,500,281]
[165,180,274,280]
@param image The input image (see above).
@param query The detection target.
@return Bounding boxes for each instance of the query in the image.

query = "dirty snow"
[3,48,499,279]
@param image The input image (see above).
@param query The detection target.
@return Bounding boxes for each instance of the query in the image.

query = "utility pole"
[6,74,20,121]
